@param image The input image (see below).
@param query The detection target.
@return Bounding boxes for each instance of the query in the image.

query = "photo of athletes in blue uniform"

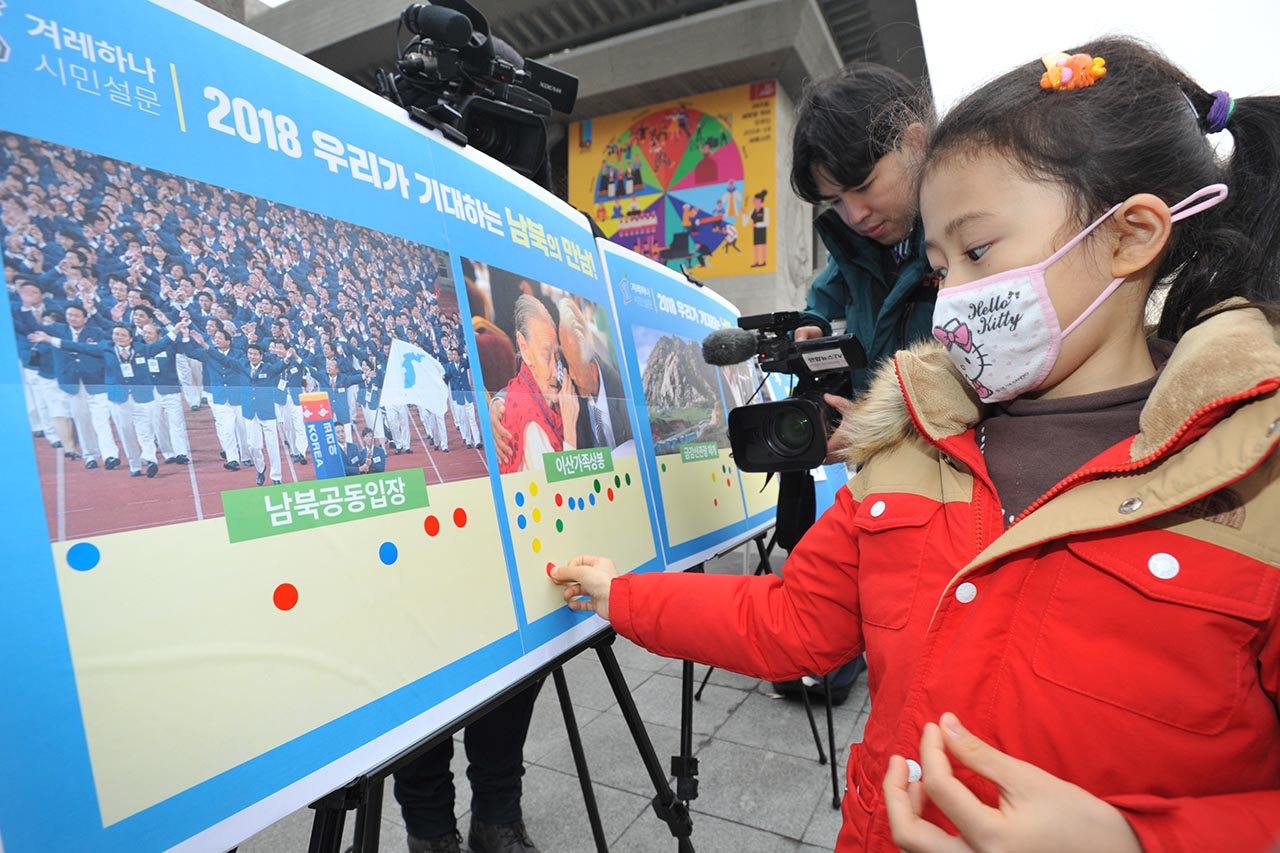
[1,132,486,540]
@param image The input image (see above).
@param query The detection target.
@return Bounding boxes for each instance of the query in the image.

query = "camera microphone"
[701,327,759,366]
[401,4,474,47]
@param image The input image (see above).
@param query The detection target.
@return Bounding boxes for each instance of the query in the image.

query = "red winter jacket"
[611,305,1280,852]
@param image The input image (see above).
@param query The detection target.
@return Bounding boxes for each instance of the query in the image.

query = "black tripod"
[299,626,697,853]
[691,531,843,809]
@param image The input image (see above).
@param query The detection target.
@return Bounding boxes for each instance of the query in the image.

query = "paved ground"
[235,544,870,853]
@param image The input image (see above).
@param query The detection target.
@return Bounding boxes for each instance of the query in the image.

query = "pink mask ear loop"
[1168,183,1228,222]
[1061,183,1230,338]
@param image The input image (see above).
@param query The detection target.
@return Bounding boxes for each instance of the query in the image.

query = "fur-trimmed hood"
[834,303,1280,468]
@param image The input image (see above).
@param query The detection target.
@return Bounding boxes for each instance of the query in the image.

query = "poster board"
[600,242,779,570]
[0,1,665,851]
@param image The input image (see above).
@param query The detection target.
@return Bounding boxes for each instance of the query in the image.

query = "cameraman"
[790,64,937,459]
[771,64,935,704]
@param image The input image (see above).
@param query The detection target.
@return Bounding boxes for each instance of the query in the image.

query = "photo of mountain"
[633,325,728,452]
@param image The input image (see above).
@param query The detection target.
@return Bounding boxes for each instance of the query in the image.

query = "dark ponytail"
[1166,85,1280,335]
[926,37,1280,340]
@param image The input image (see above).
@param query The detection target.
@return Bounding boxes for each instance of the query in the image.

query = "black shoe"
[468,818,538,853]
[224,460,241,471]
[770,678,854,706]
[64,451,81,460]
[191,404,201,411]
[220,450,227,460]
[404,448,413,454]
[85,459,98,470]
[146,461,159,478]
[33,430,44,438]
[164,456,176,464]
[174,454,189,464]
[129,470,143,478]
[241,460,253,467]
[299,455,308,465]
[256,471,265,486]
[271,479,281,486]
[407,830,462,853]
[476,442,484,451]
[770,658,863,707]
[104,456,121,470]
[51,440,63,449]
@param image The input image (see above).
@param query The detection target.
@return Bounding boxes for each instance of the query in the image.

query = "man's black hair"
[790,63,930,204]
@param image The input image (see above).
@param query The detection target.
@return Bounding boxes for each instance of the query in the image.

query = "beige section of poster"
[502,455,656,622]
[657,448,749,546]
[52,478,515,826]
[741,468,780,520]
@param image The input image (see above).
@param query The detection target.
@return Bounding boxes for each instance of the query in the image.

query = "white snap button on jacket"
[1119,497,1143,514]
[1148,552,1180,580]
[955,582,977,603]
[870,500,886,518]
[906,759,922,783]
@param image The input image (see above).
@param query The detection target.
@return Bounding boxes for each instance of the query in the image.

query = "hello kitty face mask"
[931,184,1228,402]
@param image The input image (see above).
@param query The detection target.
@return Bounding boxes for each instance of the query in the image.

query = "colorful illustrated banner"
[0,1,668,851]
[570,82,778,278]
[600,241,778,570]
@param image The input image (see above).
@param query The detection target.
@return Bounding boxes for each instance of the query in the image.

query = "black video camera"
[703,311,865,473]
[375,0,579,189]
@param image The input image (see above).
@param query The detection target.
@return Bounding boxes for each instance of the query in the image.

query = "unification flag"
[381,338,449,414]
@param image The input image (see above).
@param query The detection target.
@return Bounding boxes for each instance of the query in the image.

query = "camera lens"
[767,406,813,456]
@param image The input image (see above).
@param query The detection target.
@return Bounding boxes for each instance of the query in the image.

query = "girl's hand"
[548,556,619,620]
[883,713,1142,853]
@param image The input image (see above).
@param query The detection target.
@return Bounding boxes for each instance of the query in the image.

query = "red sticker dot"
[713,498,719,507]
[546,561,556,576]
[453,507,468,528]
[607,487,615,501]
[555,493,564,507]
[273,583,298,611]
[726,477,733,487]
[424,515,441,537]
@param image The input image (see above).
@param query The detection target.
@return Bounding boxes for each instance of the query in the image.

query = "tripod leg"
[350,776,383,853]
[823,675,841,809]
[595,639,695,853]
[797,683,827,765]
[673,661,699,802]
[753,532,775,576]
[553,666,610,853]
[693,664,714,701]
[307,792,348,853]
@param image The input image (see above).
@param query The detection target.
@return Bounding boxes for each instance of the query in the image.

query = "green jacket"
[802,210,937,396]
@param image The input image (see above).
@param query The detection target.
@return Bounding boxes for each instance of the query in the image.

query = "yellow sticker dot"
[529,482,539,496]
[711,472,717,481]
[532,507,542,522]
[532,538,542,553]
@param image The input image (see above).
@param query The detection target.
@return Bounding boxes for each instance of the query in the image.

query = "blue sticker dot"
[514,492,525,507]
[67,542,100,572]
[589,493,596,506]
[572,497,580,510]
[379,541,398,565]
[517,514,527,529]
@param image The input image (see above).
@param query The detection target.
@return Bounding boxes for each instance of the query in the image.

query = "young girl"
[552,37,1280,853]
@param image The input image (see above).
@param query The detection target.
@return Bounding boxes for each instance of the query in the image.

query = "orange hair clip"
[1040,52,1107,91]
